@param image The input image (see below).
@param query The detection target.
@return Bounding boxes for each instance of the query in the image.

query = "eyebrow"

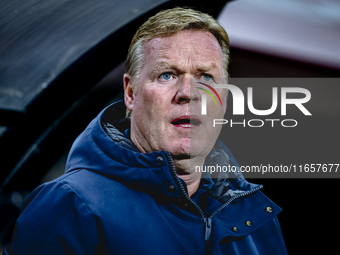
[151,61,218,74]
[197,66,214,72]
[150,61,176,76]
[199,61,218,71]
[152,61,174,70]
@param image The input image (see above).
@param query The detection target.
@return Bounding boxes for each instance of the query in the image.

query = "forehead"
[143,30,223,70]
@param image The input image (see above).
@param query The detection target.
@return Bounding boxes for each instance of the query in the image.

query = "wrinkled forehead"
[144,30,222,54]
[142,30,224,73]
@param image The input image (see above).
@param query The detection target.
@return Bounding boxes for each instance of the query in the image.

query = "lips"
[171,115,202,128]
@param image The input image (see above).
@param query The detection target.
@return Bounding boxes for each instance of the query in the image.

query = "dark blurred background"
[1,0,339,253]
[220,1,340,254]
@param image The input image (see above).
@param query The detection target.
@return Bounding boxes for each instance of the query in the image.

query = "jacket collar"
[66,101,260,200]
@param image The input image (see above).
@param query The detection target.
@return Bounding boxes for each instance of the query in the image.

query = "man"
[5,7,288,255]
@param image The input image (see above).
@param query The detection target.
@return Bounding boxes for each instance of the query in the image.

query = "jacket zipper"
[165,152,262,254]
[165,152,211,254]
[208,185,263,219]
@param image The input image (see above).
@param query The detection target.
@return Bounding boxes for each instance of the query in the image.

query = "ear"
[124,74,134,111]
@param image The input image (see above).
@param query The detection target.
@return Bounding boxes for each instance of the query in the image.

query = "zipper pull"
[202,217,212,242]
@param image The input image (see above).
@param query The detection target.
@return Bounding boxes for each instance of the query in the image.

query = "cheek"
[214,89,227,117]
[207,100,225,118]
[135,87,166,121]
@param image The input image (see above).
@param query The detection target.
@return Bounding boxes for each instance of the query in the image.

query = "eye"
[160,72,172,80]
[202,74,213,81]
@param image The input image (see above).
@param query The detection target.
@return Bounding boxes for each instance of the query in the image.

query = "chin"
[164,138,212,159]
[170,147,191,158]
[166,142,191,158]
[191,140,214,158]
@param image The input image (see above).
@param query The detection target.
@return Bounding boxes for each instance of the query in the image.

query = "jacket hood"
[66,101,260,200]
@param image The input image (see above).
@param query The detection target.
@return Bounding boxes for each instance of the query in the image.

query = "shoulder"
[18,170,96,226]
[29,169,153,217]
[10,171,102,254]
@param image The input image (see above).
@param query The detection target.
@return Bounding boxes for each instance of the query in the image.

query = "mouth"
[171,115,202,128]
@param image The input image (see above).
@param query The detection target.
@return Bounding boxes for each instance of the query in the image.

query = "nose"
[174,75,200,104]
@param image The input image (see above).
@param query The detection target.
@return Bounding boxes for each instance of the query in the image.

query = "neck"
[130,126,205,197]
[172,156,205,197]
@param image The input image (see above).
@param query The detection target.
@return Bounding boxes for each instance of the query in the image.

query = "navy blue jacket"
[6,101,288,255]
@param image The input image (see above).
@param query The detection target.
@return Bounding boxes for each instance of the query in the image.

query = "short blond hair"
[125,7,230,117]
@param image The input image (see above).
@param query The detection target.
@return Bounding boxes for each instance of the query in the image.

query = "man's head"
[125,7,230,103]
[124,7,230,168]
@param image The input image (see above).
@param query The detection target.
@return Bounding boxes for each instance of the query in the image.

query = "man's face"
[124,30,227,160]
